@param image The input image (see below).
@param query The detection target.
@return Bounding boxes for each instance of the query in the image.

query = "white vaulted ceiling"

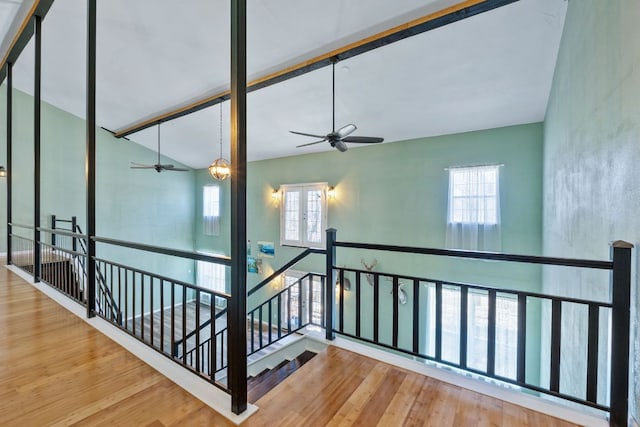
[3,0,567,167]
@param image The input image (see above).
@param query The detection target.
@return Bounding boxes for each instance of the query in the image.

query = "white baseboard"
[4,264,258,425]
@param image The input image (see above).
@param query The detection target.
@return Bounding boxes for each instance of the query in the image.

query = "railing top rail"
[93,257,231,300]
[8,222,34,230]
[335,241,613,270]
[38,227,86,239]
[336,266,612,308]
[248,247,325,296]
[92,236,232,266]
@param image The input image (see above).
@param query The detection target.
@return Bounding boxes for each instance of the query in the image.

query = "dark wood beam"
[0,0,56,84]
[113,0,519,138]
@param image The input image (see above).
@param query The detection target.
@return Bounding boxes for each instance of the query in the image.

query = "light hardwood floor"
[0,264,578,426]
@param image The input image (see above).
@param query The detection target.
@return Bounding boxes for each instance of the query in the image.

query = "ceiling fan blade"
[290,130,326,139]
[164,167,190,172]
[341,136,384,144]
[130,164,156,169]
[131,162,153,167]
[336,124,357,139]
[334,141,349,152]
[296,140,326,148]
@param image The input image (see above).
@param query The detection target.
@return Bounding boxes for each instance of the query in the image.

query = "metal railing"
[8,223,34,274]
[326,229,632,427]
[92,236,232,389]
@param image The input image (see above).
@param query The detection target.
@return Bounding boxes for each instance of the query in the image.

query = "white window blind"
[196,253,226,307]
[280,183,327,248]
[427,285,517,379]
[445,165,501,251]
[203,185,220,236]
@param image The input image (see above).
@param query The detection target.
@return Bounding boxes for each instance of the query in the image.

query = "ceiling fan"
[290,59,384,152]
[130,123,189,173]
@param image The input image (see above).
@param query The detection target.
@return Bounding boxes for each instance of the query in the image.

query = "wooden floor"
[0,264,578,426]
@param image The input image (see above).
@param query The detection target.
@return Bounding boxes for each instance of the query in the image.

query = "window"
[427,285,517,379]
[203,185,220,236]
[280,183,327,248]
[282,270,323,329]
[445,165,501,251]
[196,252,226,307]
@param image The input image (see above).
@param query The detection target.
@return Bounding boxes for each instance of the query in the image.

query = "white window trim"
[203,185,221,236]
[279,182,328,249]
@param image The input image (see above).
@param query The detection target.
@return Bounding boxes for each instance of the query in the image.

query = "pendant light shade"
[209,103,231,181]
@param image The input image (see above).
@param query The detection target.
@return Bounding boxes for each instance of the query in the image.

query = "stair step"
[247,350,317,403]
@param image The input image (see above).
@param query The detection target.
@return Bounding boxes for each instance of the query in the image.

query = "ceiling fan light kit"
[290,59,384,153]
[209,103,231,181]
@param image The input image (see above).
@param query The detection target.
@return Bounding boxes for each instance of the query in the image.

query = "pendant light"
[208,103,231,181]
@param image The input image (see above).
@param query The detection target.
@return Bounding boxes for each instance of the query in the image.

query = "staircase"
[247,350,317,403]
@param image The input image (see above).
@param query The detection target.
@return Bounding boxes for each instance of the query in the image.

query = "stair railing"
[176,247,326,366]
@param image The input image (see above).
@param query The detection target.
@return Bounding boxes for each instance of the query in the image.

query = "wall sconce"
[271,189,280,206]
[326,185,336,200]
[0,166,6,177]
[336,276,351,292]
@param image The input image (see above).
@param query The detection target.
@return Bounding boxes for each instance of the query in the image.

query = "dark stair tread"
[247,350,317,403]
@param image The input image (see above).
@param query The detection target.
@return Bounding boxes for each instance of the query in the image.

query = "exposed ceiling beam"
[114,0,519,138]
[0,0,55,84]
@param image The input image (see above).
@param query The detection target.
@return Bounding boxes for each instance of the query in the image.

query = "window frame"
[203,184,221,236]
[447,165,499,226]
[196,251,227,308]
[279,182,328,249]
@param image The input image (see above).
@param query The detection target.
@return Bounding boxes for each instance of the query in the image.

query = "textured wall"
[543,0,640,416]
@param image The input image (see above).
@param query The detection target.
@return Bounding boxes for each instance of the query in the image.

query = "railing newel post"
[325,228,337,340]
[609,240,633,427]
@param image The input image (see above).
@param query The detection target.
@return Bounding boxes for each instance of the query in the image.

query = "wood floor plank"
[1,263,583,426]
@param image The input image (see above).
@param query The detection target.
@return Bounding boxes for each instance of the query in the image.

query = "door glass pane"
[306,190,322,243]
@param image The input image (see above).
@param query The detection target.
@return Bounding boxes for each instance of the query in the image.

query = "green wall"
[542,0,640,416]
[195,122,544,381]
[0,87,197,284]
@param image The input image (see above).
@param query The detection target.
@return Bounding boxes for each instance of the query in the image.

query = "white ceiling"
[5,0,567,167]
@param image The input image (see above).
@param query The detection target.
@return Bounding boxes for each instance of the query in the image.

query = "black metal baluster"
[320,276,326,328]
[160,279,164,352]
[308,275,313,326]
[392,276,399,347]
[210,299,215,379]
[277,293,282,339]
[356,272,361,337]
[487,290,496,376]
[118,266,122,325]
[298,280,303,330]
[413,279,419,354]
[141,274,145,340]
[250,311,255,353]
[268,299,273,344]
[124,268,129,330]
[287,287,292,333]
[259,306,263,349]
[339,269,344,333]
[517,294,527,384]
[435,282,442,361]
[182,286,187,363]
[195,289,200,371]
[132,270,136,335]
[373,274,379,342]
[550,298,562,392]
[150,277,154,347]
[586,303,599,403]
[171,282,175,357]
[460,286,468,369]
